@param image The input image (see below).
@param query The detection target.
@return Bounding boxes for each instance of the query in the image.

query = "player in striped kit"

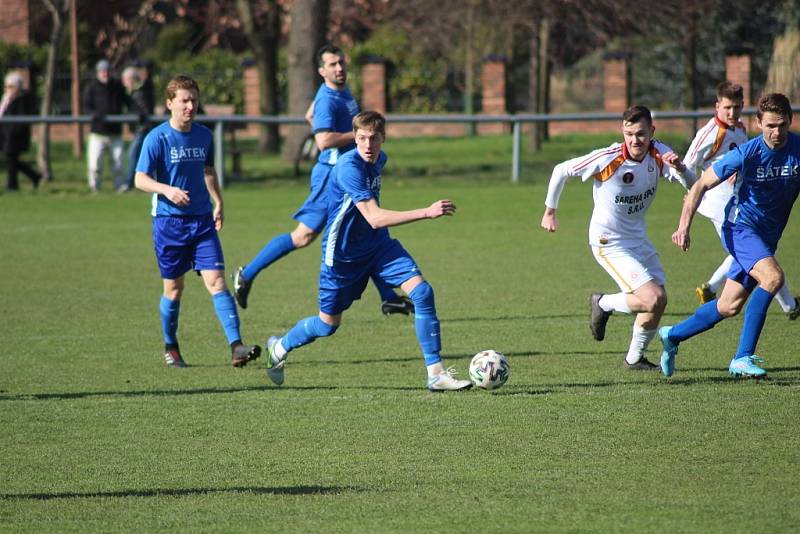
[541,105,695,370]
[683,82,799,318]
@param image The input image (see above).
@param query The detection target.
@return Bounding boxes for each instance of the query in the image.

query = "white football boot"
[265,336,285,386]
[427,367,472,392]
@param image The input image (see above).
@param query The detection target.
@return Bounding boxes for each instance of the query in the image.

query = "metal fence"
[1,106,795,185]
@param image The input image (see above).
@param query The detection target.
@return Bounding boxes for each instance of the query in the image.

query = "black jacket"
[129,79,155,132]
[0,90,35,155]
[82,77,128,135]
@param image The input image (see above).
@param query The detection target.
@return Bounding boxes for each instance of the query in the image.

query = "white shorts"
[592,240,665,293]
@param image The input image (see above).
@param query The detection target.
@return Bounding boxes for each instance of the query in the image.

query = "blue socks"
[159,296,180,345]
[734,287,774,360]
[669,300,725,343]
[212,291,241,344]
[242,233,295,282]
[409,281,442,365]
[282,316,339,352]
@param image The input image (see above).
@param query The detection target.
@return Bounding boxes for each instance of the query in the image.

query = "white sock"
[774,282,796,312]
[426,362,445,378]
[273,338,287,360]
[625,326,657,364]
[708,256,734,293]
[599,293,632,314]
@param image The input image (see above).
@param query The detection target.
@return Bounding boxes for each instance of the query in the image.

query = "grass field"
[1,133,799,532]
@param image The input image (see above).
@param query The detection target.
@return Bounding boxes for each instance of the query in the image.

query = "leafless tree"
[37,0,71,182]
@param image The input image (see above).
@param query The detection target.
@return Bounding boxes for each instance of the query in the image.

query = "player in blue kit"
[232,45,411,316]
[135,75,261,368]
[660,93,800,377]
[263,111,472,392]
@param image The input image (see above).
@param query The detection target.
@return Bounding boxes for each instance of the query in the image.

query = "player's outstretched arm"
[661,150,696,189]
[672,166,721,251]
[356,198,455,229]
[134,171,190,206]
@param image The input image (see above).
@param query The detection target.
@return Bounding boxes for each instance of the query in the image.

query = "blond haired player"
[684,81,799,318]
[541,105,695,370]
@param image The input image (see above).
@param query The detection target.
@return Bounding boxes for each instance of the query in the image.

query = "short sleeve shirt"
[322,149,390,266]
[137,121,215,216]
[712,132,800,247]
[312,84,359,166]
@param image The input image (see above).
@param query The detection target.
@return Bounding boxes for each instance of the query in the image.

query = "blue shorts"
[318,239,421,315]
[722,223,775,292]
[152,214,225,279]
[292,162,333,233]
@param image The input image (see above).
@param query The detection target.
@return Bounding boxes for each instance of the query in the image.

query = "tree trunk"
[38,0,68,182]
[684,18,699,132]
[463,0,475,136]
[537,17,550,142]
[236,0,280,153]
[527,21,540,152]
[283,0,329,161]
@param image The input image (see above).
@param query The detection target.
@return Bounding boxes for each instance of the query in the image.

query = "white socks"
[426,362,445,378]
[708,256,734,293]
[625,325,657,364]
[599,293,632,314]
[775,283,797,313]
[273,338,287,360]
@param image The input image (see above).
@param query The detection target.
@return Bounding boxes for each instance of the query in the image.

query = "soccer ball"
[469,350,510,390]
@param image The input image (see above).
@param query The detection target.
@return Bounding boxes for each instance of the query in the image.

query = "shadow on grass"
[0,383,429,401]
[0,485,356,501]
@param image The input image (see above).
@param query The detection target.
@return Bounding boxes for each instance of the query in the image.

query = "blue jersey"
[322,149,390,266]
[137,121,215,217]
[713,132,800,247]
[312,84,358,166]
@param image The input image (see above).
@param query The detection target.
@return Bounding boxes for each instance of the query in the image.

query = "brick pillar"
[480,56,507,134]
[243,64,260,136]
[0,0,29,44]
[360,57,386,113]
[603,52,631,113]
[725,53,752,106]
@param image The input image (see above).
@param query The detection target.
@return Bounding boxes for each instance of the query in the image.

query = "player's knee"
[761,269,785,294]
[164,287,183,300]
[205,277,227,294]
[639,288,665,313]
[311,317,338,338]
[717,299,743,317]
[291,228,318,248]
[408,280,435,310]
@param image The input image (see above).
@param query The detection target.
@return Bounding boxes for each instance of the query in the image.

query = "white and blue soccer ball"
[469,350,510,390]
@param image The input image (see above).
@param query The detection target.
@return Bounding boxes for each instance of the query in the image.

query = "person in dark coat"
[118,63,155,192]
[82,59,128,192]
[0,71,41,190]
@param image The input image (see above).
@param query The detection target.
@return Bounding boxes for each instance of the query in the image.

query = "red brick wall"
[725,54,752,106]
[0,0,30,44]
[361,62,386,113]
[479,60,507,134]
[603,58,629,113]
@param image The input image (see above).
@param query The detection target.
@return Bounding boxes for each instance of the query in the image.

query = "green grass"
[1,133,799,532]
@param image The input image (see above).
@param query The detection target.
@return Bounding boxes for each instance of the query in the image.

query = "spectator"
[82,59,127,192]
[0,72,42,191]
[117,63,155,192]
[0,71,41,191]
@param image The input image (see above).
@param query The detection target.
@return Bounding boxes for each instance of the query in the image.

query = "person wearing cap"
[81,59,129,192]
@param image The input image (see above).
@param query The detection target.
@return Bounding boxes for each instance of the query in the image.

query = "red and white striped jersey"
[545,140,693,247]
[683,116,747,224]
